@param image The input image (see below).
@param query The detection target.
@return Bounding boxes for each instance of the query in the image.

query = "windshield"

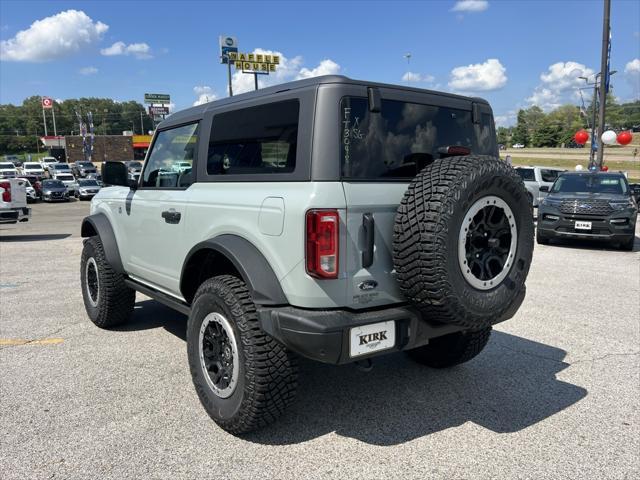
[55,164,71,170]
[78,180,98,186]
[57,174,74,181]
[340,97,496,180]
[0,163,15,169]
[551,174,628,195]
[128,162,142,168]
[80,162,95,168]
[515,168,535,181]
[24,163,41,169]
[43,180,64,188]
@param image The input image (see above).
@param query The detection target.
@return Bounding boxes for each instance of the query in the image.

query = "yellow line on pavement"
[0,338,64,346]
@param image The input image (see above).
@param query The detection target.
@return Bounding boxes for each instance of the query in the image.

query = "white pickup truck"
[0,178,31,224]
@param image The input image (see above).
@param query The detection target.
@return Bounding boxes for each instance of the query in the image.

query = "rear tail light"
[437,146,472,156]
[1,181,11,202]
[306,209,339,279]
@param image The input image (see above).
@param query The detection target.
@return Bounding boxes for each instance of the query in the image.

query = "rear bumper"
[258,295,523,365]
[0,207,30,223]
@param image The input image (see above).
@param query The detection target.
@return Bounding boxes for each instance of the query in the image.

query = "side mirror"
[102,161,129,187]
[539,186,550,192]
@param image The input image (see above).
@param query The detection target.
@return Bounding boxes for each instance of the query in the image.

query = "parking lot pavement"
[1,202,639,480]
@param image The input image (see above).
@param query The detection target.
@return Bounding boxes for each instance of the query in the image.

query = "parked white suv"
[53,172,79,195]
[0,162,19,178]
[515,166,565,207]
[80,76,534,434]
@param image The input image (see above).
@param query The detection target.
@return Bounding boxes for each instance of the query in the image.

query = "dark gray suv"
[537,172,638,250]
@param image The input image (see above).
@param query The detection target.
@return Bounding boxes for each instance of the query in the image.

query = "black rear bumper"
[258,292,524,365]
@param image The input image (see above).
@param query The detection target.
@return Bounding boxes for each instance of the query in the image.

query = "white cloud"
[448,58,507,92]
[0,10,108,62]
[494,110,517,128]
[296,59,340,79]
[78,66,98,75]
[193,86,217,106]
[625,58,640,99]
[229,49,341,95]
[451,1,489,12]
[526,61,594,111]
[626,58,640,75]
[402,71,436,84]
[100,41,152,59]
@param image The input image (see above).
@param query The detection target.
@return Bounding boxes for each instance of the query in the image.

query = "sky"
[1,0,639,127]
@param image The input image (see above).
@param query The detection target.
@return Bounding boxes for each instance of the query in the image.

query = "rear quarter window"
[340,97,496,180]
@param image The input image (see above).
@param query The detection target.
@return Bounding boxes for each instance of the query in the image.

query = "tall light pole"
[596,0,611,168]
[579,69,616,169]
[403,53,411,85]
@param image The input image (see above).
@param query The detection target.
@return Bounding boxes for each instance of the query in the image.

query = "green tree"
[512,109,529,146]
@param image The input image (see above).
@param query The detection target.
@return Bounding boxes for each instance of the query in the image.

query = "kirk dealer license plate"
[575,221,592,230]
[350,320,395,357]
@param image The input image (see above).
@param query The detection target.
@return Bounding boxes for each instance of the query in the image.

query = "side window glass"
[142,123,199,188]
[207,100,299,175]
[540,169,559,182]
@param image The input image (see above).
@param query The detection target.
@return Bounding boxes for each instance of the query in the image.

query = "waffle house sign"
[229,52,280,73]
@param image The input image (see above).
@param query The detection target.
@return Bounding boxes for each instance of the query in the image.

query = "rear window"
[515,168,535,181]
[0,163,14,168]
[340,97,496,180]
[207,100,298,175]
[540,169,562,182]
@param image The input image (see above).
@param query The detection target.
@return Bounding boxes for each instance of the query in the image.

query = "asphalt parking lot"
[1,201,639,479]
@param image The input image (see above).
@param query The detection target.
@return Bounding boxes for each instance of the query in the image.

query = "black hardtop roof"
[164,75,490,126]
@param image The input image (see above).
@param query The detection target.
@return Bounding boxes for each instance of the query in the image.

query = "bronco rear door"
[338,88,496,309]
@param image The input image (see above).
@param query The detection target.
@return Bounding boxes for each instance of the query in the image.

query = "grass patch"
[507,156,640,172]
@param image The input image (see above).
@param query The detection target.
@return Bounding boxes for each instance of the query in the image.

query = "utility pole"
[140,111,144,135]
[42,107,48,137]
[51,104,57,137]
[403,53,412,85]
[596,0,611,168]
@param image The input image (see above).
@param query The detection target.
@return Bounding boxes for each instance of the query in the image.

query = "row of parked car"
[0,156,106,202]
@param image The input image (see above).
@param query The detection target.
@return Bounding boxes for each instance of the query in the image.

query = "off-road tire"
[393,156,534,329]
[80,236,135,328]
[187,275,298,434]
[407,327,492,368]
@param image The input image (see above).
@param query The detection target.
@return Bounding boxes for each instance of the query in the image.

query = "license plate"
[350,320,395,357]
[575,221,592,230]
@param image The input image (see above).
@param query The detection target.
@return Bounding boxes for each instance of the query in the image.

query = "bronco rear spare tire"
[393,156,533,329]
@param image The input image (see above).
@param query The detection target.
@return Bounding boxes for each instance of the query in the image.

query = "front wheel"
[80,237,135,328]
[187,275,298,434]
[407,327,492,368]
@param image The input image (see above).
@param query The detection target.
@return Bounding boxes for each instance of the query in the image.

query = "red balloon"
[601,165,609,172]
[617,131,633,146]
[574,130,589,145]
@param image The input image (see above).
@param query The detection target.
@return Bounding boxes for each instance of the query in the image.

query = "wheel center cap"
[488,238,500,248]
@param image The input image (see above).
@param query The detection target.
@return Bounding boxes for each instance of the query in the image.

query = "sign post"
[219,36,238,96]
[42,96,52,137]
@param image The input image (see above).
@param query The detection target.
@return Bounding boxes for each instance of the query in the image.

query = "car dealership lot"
[1,202,638,479]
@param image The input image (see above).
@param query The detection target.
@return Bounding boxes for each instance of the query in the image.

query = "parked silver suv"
[515,166,565,207]
[80,76,534,434]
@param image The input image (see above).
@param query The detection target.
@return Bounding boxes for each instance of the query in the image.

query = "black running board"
[124,278,191,316]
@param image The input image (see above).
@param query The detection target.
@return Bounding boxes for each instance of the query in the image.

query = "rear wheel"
[393,156,533,330]
[187,275,298,434]
[407,327,492,368]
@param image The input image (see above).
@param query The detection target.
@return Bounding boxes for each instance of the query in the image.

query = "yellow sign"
[228,52,280,73]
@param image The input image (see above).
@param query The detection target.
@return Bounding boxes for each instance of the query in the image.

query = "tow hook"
[354,358,373,372]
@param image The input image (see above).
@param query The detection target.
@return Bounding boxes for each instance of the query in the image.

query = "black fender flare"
[80,213,125,274]
[181,235,288,306]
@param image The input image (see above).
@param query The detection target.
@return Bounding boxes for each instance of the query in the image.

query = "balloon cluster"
[573,129,633,146]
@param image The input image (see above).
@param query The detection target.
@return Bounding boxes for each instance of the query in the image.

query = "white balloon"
[575,164,583,171]
[601,130,618,145]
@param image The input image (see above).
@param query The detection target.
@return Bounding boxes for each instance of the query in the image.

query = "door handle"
[362,213,374,268]
[161,209,181,224]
